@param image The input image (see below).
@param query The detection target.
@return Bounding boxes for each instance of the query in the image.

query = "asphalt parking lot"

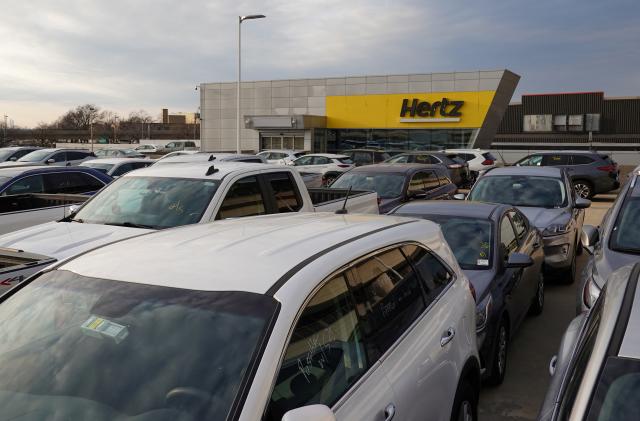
[478,195,615,421]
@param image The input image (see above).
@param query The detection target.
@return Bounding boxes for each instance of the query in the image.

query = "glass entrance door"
[260,134,305,150]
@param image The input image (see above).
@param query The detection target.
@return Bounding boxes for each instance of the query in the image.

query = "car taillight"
[448,164,463,169]
[596,165,616,172]
[481,159,494,165]
[337,164,351,168]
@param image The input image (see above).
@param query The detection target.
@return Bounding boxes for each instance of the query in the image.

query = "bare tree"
[126,110,154,124]
[57,104,102,129]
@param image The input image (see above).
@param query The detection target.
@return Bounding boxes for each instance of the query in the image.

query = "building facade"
[199,70,519,153]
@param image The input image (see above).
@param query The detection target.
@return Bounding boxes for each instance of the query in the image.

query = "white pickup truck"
[0,162,378,290]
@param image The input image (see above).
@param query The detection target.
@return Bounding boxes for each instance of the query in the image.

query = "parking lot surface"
[478,195,615,420]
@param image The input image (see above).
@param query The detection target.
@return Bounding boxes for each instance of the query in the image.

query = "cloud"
[0,0,638,127]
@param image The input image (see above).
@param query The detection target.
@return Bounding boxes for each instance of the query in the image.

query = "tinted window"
[374,152,390,162]
[402,244,453,300]
[572,155,595,165]
[337,157,354,164]
[111,164,134,177]
[44,172,105,194]
[414,154,438,164]
[517,155,543,166]
[543,154,570,166]
[586,357,640,421]
[294,156,313,165]
[51,152,67,163]
[312,156,330,165]
[266,275,367,421]
[500,216,518,258]
[353,152,372,166]
[483,152,497,161]
[349,248,426,359]
[438,173,453,186]
[330,173,405,199]
[266,172,302,213]
[217,176,265,219]
[2,175,45,195]
[387,155,409,164]
[508,210,528,239]
[67,151,89,160]
[13,149,35,160]
[609,193,640,254]
[18,150,54,162]
[469,175,568,208]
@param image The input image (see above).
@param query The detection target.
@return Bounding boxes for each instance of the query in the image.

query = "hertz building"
[199,70,519,153]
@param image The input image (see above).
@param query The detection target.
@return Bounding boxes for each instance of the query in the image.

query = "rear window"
[338,157,354,164]
[293,152,307,158]
[482,152,497,161]
[572,155,595,165]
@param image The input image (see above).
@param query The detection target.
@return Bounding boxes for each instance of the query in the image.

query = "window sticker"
[81,315,129,344]
[477,259,490,266]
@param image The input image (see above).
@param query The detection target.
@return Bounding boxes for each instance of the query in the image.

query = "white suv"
[258,149,307,165]
[0,213,480,421]
[445,149,502,179]
[290,153,355,184]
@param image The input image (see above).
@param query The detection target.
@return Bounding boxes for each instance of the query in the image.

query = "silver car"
[539,263,640,421]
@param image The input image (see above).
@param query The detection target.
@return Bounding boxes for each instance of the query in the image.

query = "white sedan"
[290,153,354,184]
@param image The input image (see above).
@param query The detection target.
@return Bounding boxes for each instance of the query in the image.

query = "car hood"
[0,222,153,261]
[463,269,495,300]
[517,206,570,230]
[592,247,640,289]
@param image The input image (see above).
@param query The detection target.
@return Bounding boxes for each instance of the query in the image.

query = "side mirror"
[505,252,534,269]
[575,197,591,209]
[549,355,558,376]
[46,158,55,164]
[282,405,336,421]
[453,193,466,200]
[581,225,599,253]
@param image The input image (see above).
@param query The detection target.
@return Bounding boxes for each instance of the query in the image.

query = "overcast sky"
[1,0,638,127]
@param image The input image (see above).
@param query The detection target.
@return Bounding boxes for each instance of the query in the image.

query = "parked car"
[330,163,457,213]
[340,148,391,166]
[445,149,502,179]
[0,163,379,289]
[94,148,147,159]
[290,153,354,184]
[0,146,41,163]
[514,151,619,199]
[257,149,307,165]
[0,166,112,235]
[0,213,480,420]
[538,263,640,421]
[577,166,640,312]
[134,144,160,153]
[466,167,591,282]
[0,148,95,168]
[153,152,267,166]
[385,151,471,187]
[80,158,154,178]
[157,150,199,161]
[160,141,198,153]
[390,201,544,385]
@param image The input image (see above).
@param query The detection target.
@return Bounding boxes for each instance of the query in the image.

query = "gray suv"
[467,167,591,282]
[515,151,620,199]
[0,148,95,168]
[578,166,640,312]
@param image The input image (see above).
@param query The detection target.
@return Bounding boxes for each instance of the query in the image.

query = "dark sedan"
[330,164,456,213]
[390,201,544,385]
[385,151,471,187]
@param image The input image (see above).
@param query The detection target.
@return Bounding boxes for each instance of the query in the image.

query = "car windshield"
[74,176,220,229]
[609,187,640,254]
[0,270,277,421]
[82,163,114,174]
[469,175,567,208]
[0,150,17,161]
[121,149,139,156]
[397,214,492,269]
[330,172,405,198]
[17,150,52,162]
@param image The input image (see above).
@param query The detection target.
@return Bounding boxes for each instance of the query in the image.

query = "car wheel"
[451,379,478,421]
[529,273,545,315]
[573,180,593,199]
[486,319,508,386]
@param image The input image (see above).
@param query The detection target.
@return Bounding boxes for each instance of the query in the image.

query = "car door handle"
[383,403,396,421]
[440,327,456,347]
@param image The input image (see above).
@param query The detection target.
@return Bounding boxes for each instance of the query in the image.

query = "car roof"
[59,213,426,294]
[344,148,386,152]
[260,149,305,153]
[483,166,563,178]
[350,163,444,174]
[528,150,604,156]
[155,152,260,164]
[302,153,349,159]
[121,161,278,179]
[0,165,105,178]
[392,200,506,220]
[82,158,152,165]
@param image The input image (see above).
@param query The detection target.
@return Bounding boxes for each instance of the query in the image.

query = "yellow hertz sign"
[326,91,496,129]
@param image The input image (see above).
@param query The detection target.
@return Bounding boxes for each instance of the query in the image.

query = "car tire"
[451,379,478,421]
[573,180,593,199]
[529,273,545,316]
[486,319,509,386]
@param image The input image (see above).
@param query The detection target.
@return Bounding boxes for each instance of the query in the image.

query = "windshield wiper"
[104,222,156,229]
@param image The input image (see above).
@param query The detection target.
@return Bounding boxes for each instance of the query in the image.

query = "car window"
[414,154,438,164]
[44,172,105,194]
[133,162,152,170]
[349,247,426,360]
[374,152,390,162]
[402,244,454,300]
[330,173,405,199]
[67,151,89,161]
[265,274,368,421]
[407,172,427,192]
[2,175,45,195]
[387,155,409,164]
[13,149,35,160]
[52,152,67,163]
[266,172,302,213]
[353,152,372,166]
[216,176,266,220]
[423,171,440,190]
[312,157,330,165]
[500,215,518,258]
[337,157,354,164]
[571,155,595,165]
[517,155,543,166]
[272,152,287,160]
[542,154,570,166]
[585,357,640,421]
[437,172,453,186]
[294,156,313,166]
[111,164,133,177]
[508,210,528,239]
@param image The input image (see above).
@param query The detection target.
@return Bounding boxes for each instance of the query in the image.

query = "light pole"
[114,116,119,144]
[89,107,96,151]
[2,115,7,145]
[237,14,265,154]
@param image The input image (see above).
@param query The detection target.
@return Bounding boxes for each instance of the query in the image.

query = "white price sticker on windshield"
[81,315,129,344]
[477,259,489,266]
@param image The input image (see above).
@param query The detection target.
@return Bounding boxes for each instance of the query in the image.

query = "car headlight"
[543,223,571,237]
[476,294,493,333]
[583,270,603,309]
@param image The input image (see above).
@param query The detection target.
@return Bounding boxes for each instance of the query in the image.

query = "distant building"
[162,109,200,125]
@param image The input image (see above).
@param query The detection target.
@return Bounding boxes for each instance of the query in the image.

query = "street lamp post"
[89,107,96,152]
[2,115,7,145]
[237,14,265,154]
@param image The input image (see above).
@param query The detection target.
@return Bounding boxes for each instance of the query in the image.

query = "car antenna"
[206,165,219,176]
[208,154,216,161]
[335,186,352,215]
